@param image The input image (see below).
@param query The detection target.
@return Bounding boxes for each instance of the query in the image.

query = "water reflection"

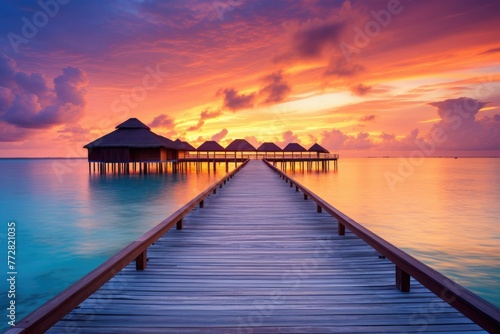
[0,159,236,330]
[281,158,500,307]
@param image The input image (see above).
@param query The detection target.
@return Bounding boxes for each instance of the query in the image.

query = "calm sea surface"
[0,157,499,330]
[0,159,236,331]
[280,157,500,308]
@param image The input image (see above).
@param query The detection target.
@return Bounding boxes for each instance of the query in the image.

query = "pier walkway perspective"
[9,161,498,333]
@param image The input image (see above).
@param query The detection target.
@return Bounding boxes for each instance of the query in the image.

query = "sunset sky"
[1,0,499,157]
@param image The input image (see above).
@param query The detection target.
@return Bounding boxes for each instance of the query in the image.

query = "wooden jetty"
[8,161,499,333]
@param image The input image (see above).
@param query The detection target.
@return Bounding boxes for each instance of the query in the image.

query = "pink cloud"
[211,128,228,142]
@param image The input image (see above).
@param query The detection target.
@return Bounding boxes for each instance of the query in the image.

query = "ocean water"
[0,159,236,331]
[279,157,500,308]
[0,158,498,332]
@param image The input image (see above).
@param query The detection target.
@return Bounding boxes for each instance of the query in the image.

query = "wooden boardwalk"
[48,160,485,333]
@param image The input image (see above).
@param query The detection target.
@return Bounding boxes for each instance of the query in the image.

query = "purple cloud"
[220,88,255,111]
[0,54,88,132]
[149,114,175,128]
[259,71,291,104]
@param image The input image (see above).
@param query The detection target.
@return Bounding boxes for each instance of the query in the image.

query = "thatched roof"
[225,139,256,151]
[116,118,151,130]
[308,143,329,153]
[197,141,225,151]
[257,142,282,152]
[83,118,176,149]
[283,143,307,152]
[174,139,196,151]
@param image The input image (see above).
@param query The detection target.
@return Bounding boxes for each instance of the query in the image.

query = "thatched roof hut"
[283,143,307,152]
[225,139,256,159]
[257,142,283,152]
[225,139,256,151]
[197,141,225,151]
[308,143,329,153]
[84,118,176,149]
[84,118,178,162]
[174,139,196,151]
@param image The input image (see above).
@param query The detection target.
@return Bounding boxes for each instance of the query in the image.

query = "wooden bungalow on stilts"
[257,142,283,160]
[283,142,307,171]
[83,118,178,174]
[225,139,256,161]
[196,140,225,172]
[308,143,331,171]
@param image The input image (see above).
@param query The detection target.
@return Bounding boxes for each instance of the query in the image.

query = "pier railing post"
[338,223,345,235]
[396,266,410,292]
[136,250,147,270]
[176,219,183,230]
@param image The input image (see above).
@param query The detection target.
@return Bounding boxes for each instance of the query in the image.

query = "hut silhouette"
[225,139,256,159]
[257,142,283,159]
[283,142,307,158]
[84,118,177,163]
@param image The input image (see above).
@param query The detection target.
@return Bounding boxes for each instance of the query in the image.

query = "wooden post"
[338,223,345,235]
[176,219,183,230]
[136,250,147,270]
[213,188,217,194]
[200,200,204,208]
[317,204,322,213]
[303,194,308,200]
[396,266,411,292]
[296,186,299,192]
[290,181,293,187]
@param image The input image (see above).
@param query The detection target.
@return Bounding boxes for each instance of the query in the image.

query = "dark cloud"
[351,84,372,96]
[200,108,222,121]
[0,54,88,132]
[259,71,291,104]
[186,120,204,132]
[293,21,344,59]
[211,128,228,142]
[149,114,175,128]
[220,88,255,111]
[185,108,221,133]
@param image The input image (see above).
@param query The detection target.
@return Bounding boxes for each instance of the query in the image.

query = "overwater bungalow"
[84,118,338,174]
[196,140,225,160]
[257,142,283,159]
[83,118,178,173]
[308,143,330,158]
[225,139,256,160]
[283,142,307,158]
[174,139,196,159]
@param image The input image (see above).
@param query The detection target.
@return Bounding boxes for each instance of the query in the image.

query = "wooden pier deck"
[40,160,490,333]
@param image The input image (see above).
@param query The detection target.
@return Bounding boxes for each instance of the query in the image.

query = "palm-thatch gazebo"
[197,141,225,160]
[283,142,307,159]
[257,142,283,159]
[308,143,330,158]
[84,118,178,173]
[225,139,256,160]
[174,139,196,159]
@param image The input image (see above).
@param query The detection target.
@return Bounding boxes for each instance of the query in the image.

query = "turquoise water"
[0,159,235,331]
[280,157,500,309]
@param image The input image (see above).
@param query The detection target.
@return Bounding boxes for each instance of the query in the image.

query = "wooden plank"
[45,161,487,333]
